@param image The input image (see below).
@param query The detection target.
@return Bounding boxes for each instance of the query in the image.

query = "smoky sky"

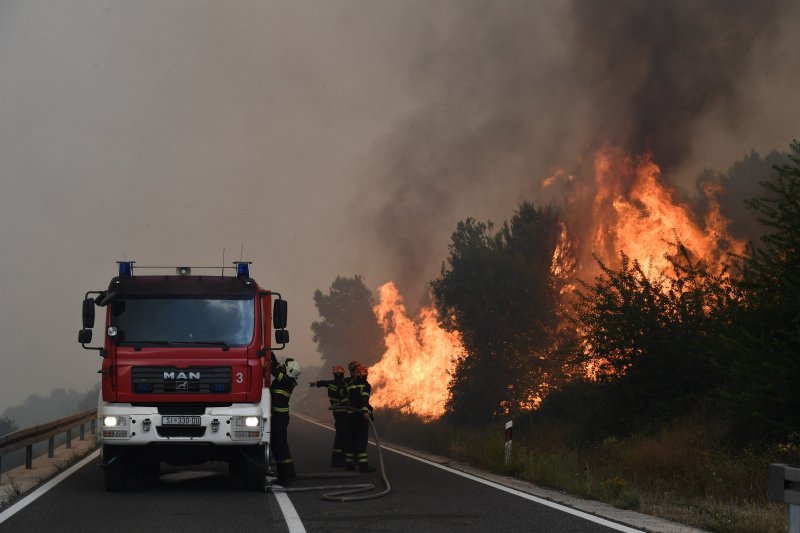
[573,0,783,170]
[0,1,420,410]
[357,0,800,303]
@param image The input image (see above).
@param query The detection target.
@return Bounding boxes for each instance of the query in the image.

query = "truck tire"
[229,457,245,477]
[243,444,268,491]
[103,445,127,492]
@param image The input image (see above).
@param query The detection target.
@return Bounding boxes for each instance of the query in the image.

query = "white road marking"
[294,413,645,533]
[0,448,100,525]
[274,490,307,533]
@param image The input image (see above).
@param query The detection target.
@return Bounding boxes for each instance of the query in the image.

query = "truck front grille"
[132,366,232,394]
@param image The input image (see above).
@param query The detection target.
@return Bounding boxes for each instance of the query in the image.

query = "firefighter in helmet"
[270,352,301,486]
[309,364,348,466]
[346,360,359,385]
[344,365,376,472]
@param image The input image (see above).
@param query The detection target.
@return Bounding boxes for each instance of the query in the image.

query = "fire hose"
[267,407,391,502]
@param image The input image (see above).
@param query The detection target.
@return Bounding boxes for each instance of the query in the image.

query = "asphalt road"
[0,415,640,532]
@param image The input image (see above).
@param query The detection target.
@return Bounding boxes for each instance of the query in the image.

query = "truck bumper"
[97,399,271,447]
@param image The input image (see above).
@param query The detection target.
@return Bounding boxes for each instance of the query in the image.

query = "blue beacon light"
[118,261,134,277]
[236,262,250,278]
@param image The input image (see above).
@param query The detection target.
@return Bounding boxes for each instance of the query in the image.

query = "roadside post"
[768,463,800,533]
[504,421,513,466]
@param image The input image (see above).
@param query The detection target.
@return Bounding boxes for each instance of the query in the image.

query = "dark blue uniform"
[270,354,297,484]
[312,376,348,466]
[344,375,375,472]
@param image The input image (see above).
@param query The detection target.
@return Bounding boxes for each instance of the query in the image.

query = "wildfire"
[368,282,464,421]
[558,147,745,381]
[371,146,744,417]
[588,147,743,279]
[542,167,575,189]
[550,221,576,295]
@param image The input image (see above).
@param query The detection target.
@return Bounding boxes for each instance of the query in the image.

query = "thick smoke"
[572,0,783,172]
[693,149,788,243]
[359,0,796,300]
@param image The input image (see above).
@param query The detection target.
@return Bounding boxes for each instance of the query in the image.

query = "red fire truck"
[78,261,289,491]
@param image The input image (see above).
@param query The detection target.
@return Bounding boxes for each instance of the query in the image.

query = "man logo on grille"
[163,371,201,380]
[176,381,188,390]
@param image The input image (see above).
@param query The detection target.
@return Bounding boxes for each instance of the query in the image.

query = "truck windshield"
[111,297,254,347]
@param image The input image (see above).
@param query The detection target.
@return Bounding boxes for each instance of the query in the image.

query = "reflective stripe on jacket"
[271,371,296,413]
[346,380,373,414]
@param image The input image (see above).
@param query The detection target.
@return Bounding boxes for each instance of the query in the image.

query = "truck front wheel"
[243,444,268,491]
[102,445,127,492]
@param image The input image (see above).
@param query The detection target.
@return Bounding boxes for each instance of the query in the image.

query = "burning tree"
[564,244,737,434]
[431,202,568,423]
[537,141,800,441]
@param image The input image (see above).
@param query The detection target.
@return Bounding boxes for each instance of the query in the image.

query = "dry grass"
[52,449,82,471]
[1,476,23,506]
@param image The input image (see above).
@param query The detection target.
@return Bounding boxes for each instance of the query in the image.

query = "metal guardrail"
[769,463,800,533]
[0,408,97,475]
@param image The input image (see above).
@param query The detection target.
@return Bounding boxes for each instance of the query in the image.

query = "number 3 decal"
[236,372,244,384]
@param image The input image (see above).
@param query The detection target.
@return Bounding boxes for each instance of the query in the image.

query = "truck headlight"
[101,415,129,439]
[231,416,261,440]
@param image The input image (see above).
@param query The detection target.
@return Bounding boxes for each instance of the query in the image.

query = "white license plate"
[162,415,201,426]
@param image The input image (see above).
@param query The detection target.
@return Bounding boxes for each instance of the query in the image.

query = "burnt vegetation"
[430,141,800,448]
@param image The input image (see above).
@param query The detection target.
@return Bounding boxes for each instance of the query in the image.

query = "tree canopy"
[311,275,386,375]
[563,245,736,436]
[432,201,566,423]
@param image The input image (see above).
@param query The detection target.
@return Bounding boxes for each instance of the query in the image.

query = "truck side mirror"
[78,329,93,344]
[275,329,289,344]
[273,299,288,330]
[82,298,96,329]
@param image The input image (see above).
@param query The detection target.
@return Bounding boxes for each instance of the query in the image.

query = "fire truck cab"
[78,261,289,491]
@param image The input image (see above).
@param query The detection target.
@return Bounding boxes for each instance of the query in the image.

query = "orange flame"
[589,147,743,279]
[566,147,745,381]
[368,282,464,421]
[551,221,576,295]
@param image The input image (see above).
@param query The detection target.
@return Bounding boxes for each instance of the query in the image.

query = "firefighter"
[309,364,348,466]
[270,352,301,486]
[345,360,360,385]
[344,365,376,472]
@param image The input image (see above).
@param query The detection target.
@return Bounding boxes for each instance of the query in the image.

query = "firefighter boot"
[276,462,297,486]
[358,463,377,473]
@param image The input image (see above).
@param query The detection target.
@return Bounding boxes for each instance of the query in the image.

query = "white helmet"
[285,358,301,379]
